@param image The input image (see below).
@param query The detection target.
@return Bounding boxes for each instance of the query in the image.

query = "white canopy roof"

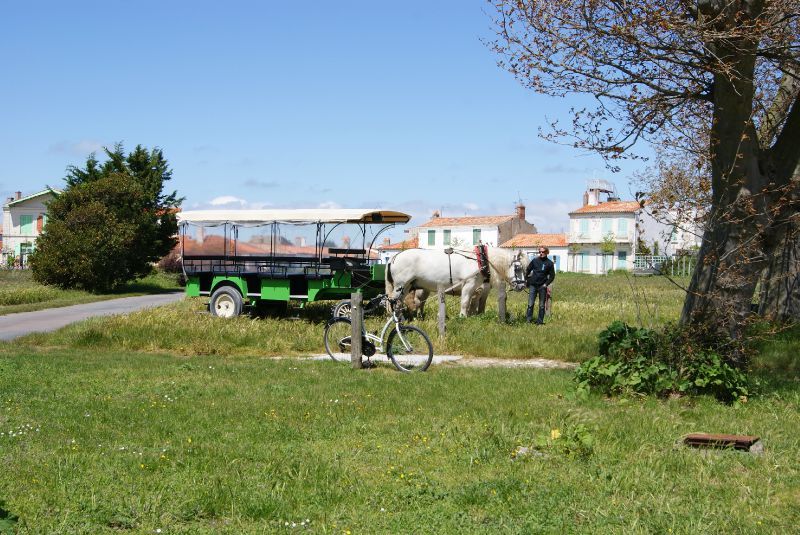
[177,208,411,225]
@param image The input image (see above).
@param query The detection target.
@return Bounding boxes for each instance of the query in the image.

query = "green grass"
[16,272,687,362]
[0,347,797,533]
[2,272,798,532]
[0,270,181,316]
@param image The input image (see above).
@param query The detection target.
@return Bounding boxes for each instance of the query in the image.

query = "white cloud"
[463,202,479,211]
[317,201,342,209]
[209,195,246,206]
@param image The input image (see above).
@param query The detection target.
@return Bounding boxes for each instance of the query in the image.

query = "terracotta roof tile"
[419,214,516,228]
[378,236,418,251]
[501,233,568,248]
[569,201,641,215]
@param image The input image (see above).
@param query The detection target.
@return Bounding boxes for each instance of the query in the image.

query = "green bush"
[31,175,173,292]
[575,320,749,403]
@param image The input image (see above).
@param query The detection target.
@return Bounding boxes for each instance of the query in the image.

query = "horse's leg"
[477,282,491,313]
[417,289,429,320]
[460,278,479,317]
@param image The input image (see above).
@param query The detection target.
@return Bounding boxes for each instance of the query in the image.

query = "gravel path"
[306,354,575,369]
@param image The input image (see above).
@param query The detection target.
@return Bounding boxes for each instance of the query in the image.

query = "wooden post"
[438,288,446,339]
[350,292,363,369]
[498,283,507,322]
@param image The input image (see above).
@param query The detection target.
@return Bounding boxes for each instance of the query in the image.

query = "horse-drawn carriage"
[177,209,411,317]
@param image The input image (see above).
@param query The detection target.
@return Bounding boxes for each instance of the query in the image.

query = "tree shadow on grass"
[751,324,800,398]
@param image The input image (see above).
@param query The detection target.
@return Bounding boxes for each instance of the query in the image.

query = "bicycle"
[331,294,386,318]
[323,294,434,372]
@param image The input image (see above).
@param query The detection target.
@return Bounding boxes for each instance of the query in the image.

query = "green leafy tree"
[31,144,182,292]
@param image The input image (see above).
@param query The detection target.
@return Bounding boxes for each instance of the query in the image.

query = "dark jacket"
[525,256,555,288]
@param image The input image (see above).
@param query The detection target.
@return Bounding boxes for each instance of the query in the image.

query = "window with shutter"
[20,215,33,235]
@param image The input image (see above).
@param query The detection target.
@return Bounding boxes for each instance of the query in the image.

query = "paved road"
[0,293,185,341]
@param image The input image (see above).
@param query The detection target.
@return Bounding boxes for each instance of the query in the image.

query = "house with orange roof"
[376,235,418,264]
[500,233,569,272]
[414,204,537,251]
[567,180,701,274]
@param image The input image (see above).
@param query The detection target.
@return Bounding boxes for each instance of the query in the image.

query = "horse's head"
[500,250,527,291]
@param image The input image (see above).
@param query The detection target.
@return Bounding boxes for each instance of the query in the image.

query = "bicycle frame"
[362,299,413,355]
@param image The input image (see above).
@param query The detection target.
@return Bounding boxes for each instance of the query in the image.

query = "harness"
[442,245,492,294]
[474,244,491,283]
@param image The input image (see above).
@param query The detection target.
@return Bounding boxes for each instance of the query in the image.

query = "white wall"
[636,210,702,256]
[1,194,53,257]
[418,226,500,249]
[519,246,569,272]
[570,214,636,244]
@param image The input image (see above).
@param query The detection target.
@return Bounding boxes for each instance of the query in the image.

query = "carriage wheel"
[332,299,352,318]
[386,326,433,372]
[323,317,354,363]
[210,286,243,318]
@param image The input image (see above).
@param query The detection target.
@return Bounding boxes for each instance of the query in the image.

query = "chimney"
[432,210,440,218]
[515,203,526,220]
[294,236,306,247]
[582,191,589,206]
[15,191,22,200]
[342,236,351,248]
[383,237,391,247]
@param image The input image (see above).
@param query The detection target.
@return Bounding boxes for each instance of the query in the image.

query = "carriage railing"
[182,253,373,281]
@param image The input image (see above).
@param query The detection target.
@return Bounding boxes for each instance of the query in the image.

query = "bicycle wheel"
[323,317,354,363]
[386,325,434,372]
[332,299,352,318]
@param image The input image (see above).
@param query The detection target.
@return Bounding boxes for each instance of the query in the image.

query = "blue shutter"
[473,229,481,245]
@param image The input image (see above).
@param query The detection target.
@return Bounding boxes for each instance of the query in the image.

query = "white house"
[569,199,639,274]
[500,233,569,272]
[1,188,60,266]
[414,204,537,250]
[568,180,703,274]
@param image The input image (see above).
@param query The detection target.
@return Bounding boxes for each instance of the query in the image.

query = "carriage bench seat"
[327,248,367,256]
[323,257,367,270]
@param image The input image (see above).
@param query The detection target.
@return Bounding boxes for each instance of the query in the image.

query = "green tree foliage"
[575,321,749,403]
[31,144,181,292]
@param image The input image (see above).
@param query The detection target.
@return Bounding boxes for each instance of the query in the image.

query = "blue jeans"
[526,285,547,323]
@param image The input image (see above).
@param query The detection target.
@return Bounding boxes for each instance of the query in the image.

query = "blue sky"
[0,1,647,237]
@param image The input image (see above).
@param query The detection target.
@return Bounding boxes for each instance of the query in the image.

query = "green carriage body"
[178,209,406,316]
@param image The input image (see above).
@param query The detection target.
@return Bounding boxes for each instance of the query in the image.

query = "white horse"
[386,247,528,317]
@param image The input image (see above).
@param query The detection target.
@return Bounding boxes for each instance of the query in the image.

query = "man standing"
[525,246,555,324]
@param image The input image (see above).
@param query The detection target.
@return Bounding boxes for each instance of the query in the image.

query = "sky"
[0,1,649,239]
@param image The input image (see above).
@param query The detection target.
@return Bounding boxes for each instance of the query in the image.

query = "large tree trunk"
[680,23,767,347]
[758,218,800,322]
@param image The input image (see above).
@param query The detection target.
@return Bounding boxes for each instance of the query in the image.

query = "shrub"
[31,175,172,292]
[575,320,749,403]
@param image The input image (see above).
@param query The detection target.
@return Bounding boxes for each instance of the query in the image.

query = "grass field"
[0,270,181,316]
[16,272,686,362]
[1,272,798,532]
[0,348,798,533]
